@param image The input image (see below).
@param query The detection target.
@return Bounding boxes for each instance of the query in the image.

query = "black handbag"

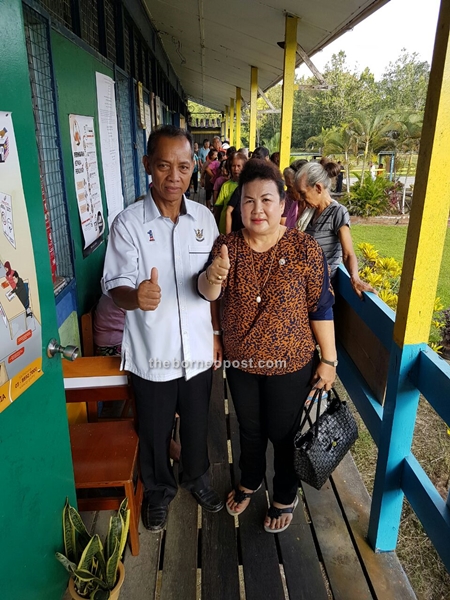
[294,387,358,490]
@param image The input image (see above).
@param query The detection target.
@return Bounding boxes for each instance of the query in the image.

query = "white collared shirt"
[102,190,218,381]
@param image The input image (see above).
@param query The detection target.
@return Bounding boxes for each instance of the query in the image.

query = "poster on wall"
[0,111,43,413]
[155,96,162,126]
[69,114,105,249]
[95,73,124,226]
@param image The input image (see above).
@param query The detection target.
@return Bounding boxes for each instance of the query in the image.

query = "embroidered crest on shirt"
[148,229,155,242]
[195,228,204,242]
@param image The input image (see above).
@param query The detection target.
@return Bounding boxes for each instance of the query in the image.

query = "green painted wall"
[51,31,113,315]
[0,2,77,599]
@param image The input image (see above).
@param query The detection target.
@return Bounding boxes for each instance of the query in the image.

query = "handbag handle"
[299,387,340,438]
[299,387,323,436]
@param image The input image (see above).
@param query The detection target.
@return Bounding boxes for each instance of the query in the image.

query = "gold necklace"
[246,228,283,305]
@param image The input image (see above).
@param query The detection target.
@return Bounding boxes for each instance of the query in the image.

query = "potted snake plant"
[56,497,130,600]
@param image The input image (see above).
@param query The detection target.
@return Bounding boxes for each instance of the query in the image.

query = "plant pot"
[68,561,125,600]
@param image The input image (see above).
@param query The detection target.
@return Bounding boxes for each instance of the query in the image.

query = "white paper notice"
[96,73,124,226]
[69,114,105,249]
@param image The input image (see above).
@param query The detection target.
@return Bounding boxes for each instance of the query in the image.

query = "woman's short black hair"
[239,160,285,200]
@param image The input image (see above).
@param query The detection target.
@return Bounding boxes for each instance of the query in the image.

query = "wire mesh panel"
[38,0,72,29]
[104,0,116,63]
[80,0,100,52]
[23,4,74,291]
[115,71,136,207]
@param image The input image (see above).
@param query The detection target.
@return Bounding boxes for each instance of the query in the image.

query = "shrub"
[357,242,443,351]
[341,174,394,216]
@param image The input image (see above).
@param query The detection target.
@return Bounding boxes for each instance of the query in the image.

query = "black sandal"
[226,484,261,516]
[264,495,299,533]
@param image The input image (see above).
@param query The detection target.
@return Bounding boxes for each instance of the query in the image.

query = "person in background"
[213,160,229,204]
[93,294,126,356]
[201,148,218,209]
[252,146,270,161]
[215,151,247,234]
[376,163,385,177]
[369,162,376,180]
[103,125,224,532]
[238,148,249,159]
[198,159,336,533]
[335,161,344,193]
[189,142,201,197]
[294,161,377,298]
[270,152,280,167]
[212,135,223,153]
[198,138,210,166]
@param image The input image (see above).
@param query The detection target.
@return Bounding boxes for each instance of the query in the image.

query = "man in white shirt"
[103,125,223,531]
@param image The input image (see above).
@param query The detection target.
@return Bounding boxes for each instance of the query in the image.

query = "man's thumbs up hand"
[137,267,161,310]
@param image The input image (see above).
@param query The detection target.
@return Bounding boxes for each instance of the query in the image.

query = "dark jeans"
[226,360,314,505]
[132,369,212,506]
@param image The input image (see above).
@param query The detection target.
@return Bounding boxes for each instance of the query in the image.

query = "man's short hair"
[146,125,193,158]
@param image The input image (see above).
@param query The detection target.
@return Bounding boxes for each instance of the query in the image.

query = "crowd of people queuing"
[102,125,376,537]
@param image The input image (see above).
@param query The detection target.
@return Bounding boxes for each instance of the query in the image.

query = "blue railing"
[335,266,450,571]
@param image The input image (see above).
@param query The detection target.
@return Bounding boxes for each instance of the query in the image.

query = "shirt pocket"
[188,245,210,274]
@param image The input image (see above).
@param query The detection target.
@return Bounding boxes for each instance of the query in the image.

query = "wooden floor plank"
[265,444,329,600]
[160,487,198,600]
[227,388,286,600]
[303,480,373,600]
[332,454,417,600]
[201,462,240,600]
[207,369,228,465]
[121,524,161,600]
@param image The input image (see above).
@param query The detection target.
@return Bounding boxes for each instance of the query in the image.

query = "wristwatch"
[321,357,338,367]
[213,330,223,336]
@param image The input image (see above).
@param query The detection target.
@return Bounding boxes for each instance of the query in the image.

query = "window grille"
[135,86,149,196]
[134,37,140,81]
[23,4,74,293]
[124,22,131,74]
[104,0,116,63]
[115,71,136,206]
[80,0,100,52]
[37,0,72,29]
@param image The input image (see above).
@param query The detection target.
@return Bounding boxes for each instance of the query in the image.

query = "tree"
[395,111,423,212]
[379,50,429,112]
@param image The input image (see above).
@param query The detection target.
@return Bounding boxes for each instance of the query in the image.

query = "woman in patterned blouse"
[198,160,337,533]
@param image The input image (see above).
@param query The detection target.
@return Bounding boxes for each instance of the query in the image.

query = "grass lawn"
[351,225,450,308]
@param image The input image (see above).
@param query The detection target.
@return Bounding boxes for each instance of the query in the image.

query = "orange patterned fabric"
[210,228,333,375]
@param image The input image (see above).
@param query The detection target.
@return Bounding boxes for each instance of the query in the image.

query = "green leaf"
[69,505,92,549]
[105,540,120,589]
[55,552,77,575]
[63,498,76,563]
[73,569,109,589]
[78,534,102,572]
[106,516,120,561]
[117,511,130,560]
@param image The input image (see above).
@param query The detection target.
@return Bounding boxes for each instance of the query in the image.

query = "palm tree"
[322,125,358,193]
[395,112,423,212]
[350,111,395,183]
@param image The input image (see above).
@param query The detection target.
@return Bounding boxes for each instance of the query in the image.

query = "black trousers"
[226,360,314,505]
[191,171,198,193]
[132,369,212,506]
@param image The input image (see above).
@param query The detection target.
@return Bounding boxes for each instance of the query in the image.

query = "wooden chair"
[63,357,143,556]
